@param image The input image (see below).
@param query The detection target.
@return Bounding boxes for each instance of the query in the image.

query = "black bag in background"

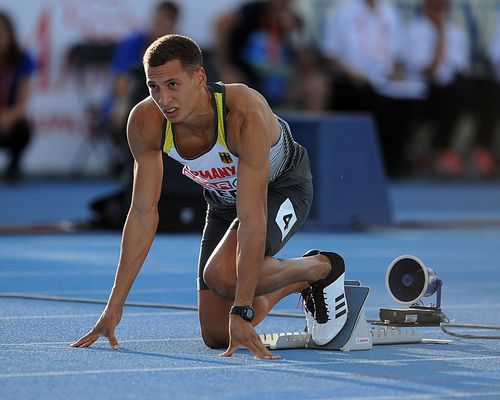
[90,157,206,232]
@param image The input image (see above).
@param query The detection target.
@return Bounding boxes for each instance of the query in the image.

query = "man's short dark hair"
[143,34,203,71]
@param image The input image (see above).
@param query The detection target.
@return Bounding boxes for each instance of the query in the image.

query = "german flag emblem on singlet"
[219,152,233,164]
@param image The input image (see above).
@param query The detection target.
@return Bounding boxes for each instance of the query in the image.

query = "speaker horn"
[385,255,442,308]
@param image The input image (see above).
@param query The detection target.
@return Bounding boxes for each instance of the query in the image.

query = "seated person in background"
[101,1,180,176]
[480,10,500,175]
[322,0,406,98]
[214,0,329,111]
[321,0,421,177]
[405,0,472,176]
[0,12,36,181]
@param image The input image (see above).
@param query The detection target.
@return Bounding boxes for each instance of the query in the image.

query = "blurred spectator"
[101,1,180,176]
[321,0,422,177]
[481,10,500,174]
[214,0,329,110]
[322,0,406,97]
[405,0,473,176]
[0,12,36,182]
[489,10,500,81]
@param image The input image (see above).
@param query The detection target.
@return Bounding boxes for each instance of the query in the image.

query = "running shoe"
[303,249,348,345]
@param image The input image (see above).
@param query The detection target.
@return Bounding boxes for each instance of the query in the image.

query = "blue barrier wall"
[282,112,393,229]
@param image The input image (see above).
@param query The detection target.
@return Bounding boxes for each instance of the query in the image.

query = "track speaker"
[385,255,441,305]
[380,255,445,326]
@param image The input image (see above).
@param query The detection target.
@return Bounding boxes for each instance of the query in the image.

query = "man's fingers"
[249,337,280,359]
[221,338,280,359]
[220,342,238,357]
[70,331,97,348]
[262,348,280,359]
[81,336,99,348]
[108,332,120,350]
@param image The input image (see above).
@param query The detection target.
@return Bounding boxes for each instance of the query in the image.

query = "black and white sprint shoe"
[302,249,348,345]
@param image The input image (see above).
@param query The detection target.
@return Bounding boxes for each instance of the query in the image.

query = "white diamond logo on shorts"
[276,198,297,241]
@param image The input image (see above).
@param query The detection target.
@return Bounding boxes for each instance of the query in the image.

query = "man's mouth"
[163,107,177,113]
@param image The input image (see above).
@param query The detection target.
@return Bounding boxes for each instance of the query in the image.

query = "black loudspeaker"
[380,255,445,326]
[385,255,441,306]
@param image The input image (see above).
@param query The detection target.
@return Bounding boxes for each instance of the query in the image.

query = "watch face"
[245,308,255,321]
[231,306,255,321]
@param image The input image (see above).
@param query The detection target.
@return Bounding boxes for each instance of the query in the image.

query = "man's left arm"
[234,118,268,308]
[221,107,279,359]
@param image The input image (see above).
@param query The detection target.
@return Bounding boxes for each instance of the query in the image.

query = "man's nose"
[158,90,171,106]
[158,93,166,106]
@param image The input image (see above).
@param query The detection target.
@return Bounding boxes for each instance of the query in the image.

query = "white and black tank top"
[161,82,298,205]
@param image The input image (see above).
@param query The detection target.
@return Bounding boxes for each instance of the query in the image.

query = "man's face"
[145,59,204,122]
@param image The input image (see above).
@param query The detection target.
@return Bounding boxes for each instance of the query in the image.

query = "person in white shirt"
[321,0,420,177]
[322,0,405,93]
[476,10,500,175]
[488,8,500,82]
[405,0,475,176]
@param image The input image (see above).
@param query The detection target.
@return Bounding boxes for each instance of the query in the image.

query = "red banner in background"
[0,0,241,175]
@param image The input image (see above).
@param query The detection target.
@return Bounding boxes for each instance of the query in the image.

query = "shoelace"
[299,287,315,316]
[311,286,330,323]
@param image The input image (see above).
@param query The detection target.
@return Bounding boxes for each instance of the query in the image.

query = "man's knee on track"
[203,263,236,300]
[200,324,228,349]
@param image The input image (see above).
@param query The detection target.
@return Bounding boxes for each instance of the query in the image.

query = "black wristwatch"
[229,305,255,322]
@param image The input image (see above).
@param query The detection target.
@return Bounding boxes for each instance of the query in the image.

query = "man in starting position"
[71,34,348,359]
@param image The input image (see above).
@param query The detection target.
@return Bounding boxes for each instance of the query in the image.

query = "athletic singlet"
[161,82,297,205]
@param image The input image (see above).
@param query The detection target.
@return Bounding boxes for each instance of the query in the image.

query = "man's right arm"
[106,103,164,310]
[71,100,164,349]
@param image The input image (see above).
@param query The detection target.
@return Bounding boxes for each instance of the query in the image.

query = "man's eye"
[168,82,177,88]
[149,84,158,91]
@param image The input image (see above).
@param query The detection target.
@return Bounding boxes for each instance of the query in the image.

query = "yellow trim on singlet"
[163,121,174,153]
[162,85,229,154]
[214,92,227,148]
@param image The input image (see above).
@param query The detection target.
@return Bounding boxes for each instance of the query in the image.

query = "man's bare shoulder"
[129,97,163,131]
[224,83,274,125]
[225,83,268,110]
[223,83,278,150]
[128,97,164,147]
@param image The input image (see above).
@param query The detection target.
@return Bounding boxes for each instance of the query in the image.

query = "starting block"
[260,280,449,351]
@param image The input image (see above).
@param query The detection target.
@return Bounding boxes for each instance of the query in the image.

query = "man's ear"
[196,66,207,85]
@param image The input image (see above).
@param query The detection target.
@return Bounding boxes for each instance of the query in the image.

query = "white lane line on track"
[0,337,200,347]
[330,393,500,400]
[0,311,193,320]
[1,355,500,378]
[283,355,500,366]
[0,270,190,277]
[7,288,193,295]
[0,364,283,378]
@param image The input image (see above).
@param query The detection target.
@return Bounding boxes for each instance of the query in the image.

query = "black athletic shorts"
[197,145,313,290]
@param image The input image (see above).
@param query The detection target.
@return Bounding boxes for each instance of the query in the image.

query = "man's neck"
[176,85,214,132]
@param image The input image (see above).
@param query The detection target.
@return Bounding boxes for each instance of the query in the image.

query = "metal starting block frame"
[260,280,449,351]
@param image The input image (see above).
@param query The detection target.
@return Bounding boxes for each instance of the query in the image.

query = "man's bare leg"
[203,229,331,300]
[198,281,308,348]
[199,229,332,348]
